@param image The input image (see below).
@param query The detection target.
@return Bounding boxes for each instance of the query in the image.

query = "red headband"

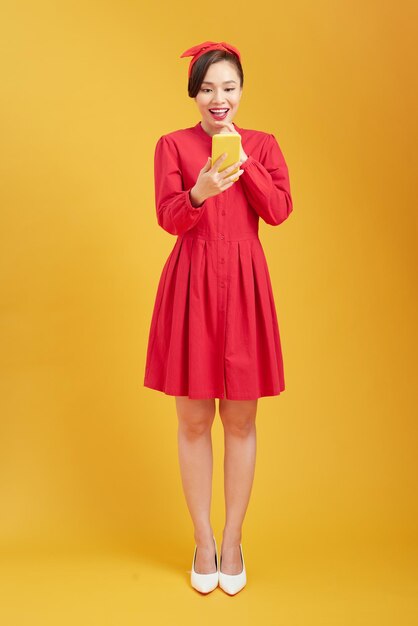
[180,40,241,78]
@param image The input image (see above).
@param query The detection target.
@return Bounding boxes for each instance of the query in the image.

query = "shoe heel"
[190,535,219,594]
[218,543,247,595]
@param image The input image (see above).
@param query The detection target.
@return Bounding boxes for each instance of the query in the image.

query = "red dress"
[143,121,293,400]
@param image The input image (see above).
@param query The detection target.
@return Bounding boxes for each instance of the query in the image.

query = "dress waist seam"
[181,232,260,242]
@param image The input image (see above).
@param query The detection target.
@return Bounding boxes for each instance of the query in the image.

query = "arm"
[154,135,208,236]
[239,133,293,226]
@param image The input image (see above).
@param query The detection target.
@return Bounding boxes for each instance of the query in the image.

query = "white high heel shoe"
[191,535,219,593]
[218,543,247,595]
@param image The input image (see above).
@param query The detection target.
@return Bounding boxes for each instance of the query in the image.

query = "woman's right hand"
[190,153,244,207]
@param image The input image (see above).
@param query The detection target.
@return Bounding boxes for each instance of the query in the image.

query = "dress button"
[220,281,225,288]
[221,210,226,215]
[219,234,224,240]
[220,258,225,263]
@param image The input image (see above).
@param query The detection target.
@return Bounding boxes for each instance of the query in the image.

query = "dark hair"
[188,50,244,98]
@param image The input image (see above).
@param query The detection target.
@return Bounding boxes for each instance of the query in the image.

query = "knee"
[219,402,257,437]
[176,398,216,439]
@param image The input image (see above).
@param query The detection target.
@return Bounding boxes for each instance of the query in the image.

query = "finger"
[220,169,244,186]
[220,161,241,177]
[211,152,228,172]
[214,121,235,132]
[219,180,235,192]
[201,156,212,171]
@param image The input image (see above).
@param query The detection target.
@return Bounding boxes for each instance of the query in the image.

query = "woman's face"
[194,60,242,134]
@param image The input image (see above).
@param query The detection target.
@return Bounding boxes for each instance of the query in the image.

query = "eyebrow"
[201,80,237,85]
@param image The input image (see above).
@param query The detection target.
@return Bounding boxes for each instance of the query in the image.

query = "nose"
[211,89,227,104]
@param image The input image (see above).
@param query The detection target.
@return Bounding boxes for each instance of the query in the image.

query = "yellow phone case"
[211,133,241,179]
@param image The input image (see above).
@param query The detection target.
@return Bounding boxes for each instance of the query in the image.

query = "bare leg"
[175,396,217,574]
[219,398,258,574]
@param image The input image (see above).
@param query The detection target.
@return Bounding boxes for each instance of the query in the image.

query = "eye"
[200,87,236,93]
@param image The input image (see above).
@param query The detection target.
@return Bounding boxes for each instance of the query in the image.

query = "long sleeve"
[154,135,208,236]
[239,133,293,226]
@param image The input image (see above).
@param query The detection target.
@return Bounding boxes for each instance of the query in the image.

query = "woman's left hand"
[213,121,248,164]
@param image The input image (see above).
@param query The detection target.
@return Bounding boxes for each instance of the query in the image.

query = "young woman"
[143,41,293,594]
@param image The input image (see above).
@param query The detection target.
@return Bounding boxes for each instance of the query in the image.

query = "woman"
[143,41,293,594]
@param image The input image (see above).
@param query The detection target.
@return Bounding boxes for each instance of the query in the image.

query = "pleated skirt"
[143,233,286,400]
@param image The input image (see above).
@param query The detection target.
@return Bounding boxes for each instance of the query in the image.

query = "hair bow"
[180,40,241,77]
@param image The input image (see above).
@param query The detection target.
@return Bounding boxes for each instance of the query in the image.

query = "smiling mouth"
[208,108,229,119]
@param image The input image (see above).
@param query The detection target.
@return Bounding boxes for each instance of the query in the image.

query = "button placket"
[216,193,228,398]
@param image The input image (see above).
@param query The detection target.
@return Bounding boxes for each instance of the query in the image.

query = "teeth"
[210,109,228,113]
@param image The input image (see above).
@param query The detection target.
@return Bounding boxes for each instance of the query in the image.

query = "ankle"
[222,527,242,546]
[194,527,214,547]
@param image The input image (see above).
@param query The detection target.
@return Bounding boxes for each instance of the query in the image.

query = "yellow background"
[1,0,417,624]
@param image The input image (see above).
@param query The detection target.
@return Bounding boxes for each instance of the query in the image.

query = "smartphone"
[211,133,241,180]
